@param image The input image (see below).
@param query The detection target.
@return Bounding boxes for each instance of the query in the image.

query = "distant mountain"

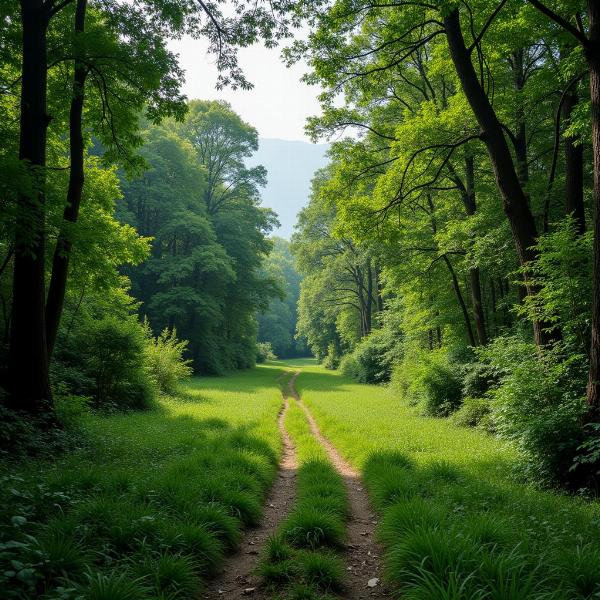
[250,138,329,238]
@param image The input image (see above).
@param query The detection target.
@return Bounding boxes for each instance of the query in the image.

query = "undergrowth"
[257,389,347,599]
[293,360,600,600]
[0,364,284,599]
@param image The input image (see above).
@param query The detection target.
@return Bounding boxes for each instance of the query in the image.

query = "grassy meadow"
[295,360,600,599]
[0,364,285,599]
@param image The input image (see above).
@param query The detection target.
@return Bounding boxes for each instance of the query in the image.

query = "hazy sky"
[168,37,322,142]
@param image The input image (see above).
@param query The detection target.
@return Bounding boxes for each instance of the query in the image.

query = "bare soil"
[202,372,298,599]
[288,371,390,599]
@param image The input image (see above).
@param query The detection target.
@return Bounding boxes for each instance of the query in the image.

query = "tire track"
[202,371,298,598]
[287,370,390,599]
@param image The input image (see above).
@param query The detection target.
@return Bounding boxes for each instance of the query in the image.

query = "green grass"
[257,389,346,598]
[0,363,285,599]
[291,359,600,599]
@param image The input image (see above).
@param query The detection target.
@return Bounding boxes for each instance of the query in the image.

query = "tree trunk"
[562,89,586,233]
[442,254,476,347]
[586,0,600,416]
[511,49,529,186]
[444,9,552,347]
[6,0,52,413]
[365,259,373,335]
[463,156,487,345]
[46,0,87,359]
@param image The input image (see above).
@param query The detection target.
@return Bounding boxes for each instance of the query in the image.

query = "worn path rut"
[202,372,298,599]
[287,370,389,599]
[203,368,388,599]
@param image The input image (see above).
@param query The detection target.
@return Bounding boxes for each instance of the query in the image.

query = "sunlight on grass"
[288,360,600,599]
[0,363,285,599]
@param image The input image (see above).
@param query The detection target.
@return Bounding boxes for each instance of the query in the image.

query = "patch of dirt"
[202,373,298,599]
[288,371,390,599]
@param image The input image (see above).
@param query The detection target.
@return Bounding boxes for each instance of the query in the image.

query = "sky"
[168,36,323,142]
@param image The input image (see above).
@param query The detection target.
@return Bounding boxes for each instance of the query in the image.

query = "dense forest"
[2,0,600,598]
[287,0,600,490]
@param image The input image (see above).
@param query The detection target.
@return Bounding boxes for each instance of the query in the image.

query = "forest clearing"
[3,361,600,598]
[5,0,600,597]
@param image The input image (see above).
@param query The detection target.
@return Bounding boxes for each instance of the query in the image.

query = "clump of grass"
[158,522,223,575]
[377,497,447,546]
[297,550,344,591]
[258,396,348,596]
[137,552,200,599]
[79,571,150,600]
[282,506,345,549]
[185,502,241,550]
[0,363,285,599]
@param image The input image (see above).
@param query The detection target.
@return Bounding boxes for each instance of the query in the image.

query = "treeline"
[257,237,307,359]
[0,0,290,430]
[291,0,600,490]
[119,100,279,374]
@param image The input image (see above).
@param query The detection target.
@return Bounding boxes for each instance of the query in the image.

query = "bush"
[451,397,493,430]
[460,361,497,398]
[392,350,462,416]
[144,324,193,394]
[256,341,277,363]
[340,328,395,384]
[480,335,588,486]
[322,343,341,370]
[69,315,156,410]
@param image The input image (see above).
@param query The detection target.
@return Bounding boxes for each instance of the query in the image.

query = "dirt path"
[202,372,298,599]
[288,371,390,599]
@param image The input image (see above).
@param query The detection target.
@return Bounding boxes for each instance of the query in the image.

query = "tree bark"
[463,156,487,345]
[444,9,552,347]
[562,88,586,233]
[511,49,530,186]
[586,0,600,416]
[46,0,87,359]
[6,0,52,413]
[442,254,476,347]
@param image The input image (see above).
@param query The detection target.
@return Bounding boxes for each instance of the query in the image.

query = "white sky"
[168,37,323,142]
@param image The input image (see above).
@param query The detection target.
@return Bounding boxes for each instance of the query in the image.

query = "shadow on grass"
[0,405,282,599]
[363,450,600,599]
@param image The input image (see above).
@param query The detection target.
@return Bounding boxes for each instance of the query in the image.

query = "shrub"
[460,361,497,398]
[256,341,277,363]
[144,324,193,394]
[480,335,588,486]
[391,350,462,415]
[340,328,395,384]
[69,315,156,410]
[451,397,493,429]
[322,343,341,370]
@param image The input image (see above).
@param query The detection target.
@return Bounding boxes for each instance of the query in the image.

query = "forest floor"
[3,361,600,599]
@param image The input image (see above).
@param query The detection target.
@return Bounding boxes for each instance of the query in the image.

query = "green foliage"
[519,218,592,351]
[480,336,588,486]
[119,102,280,374]
[144,323,193,395]
[321,343,341,370]
[0,364,283,599]
[256,341,277,363]
[258,237,306,358]
[340,327,396,384]
[392,350,463,417]
[450,397,493,430]
[69,315,155,411]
